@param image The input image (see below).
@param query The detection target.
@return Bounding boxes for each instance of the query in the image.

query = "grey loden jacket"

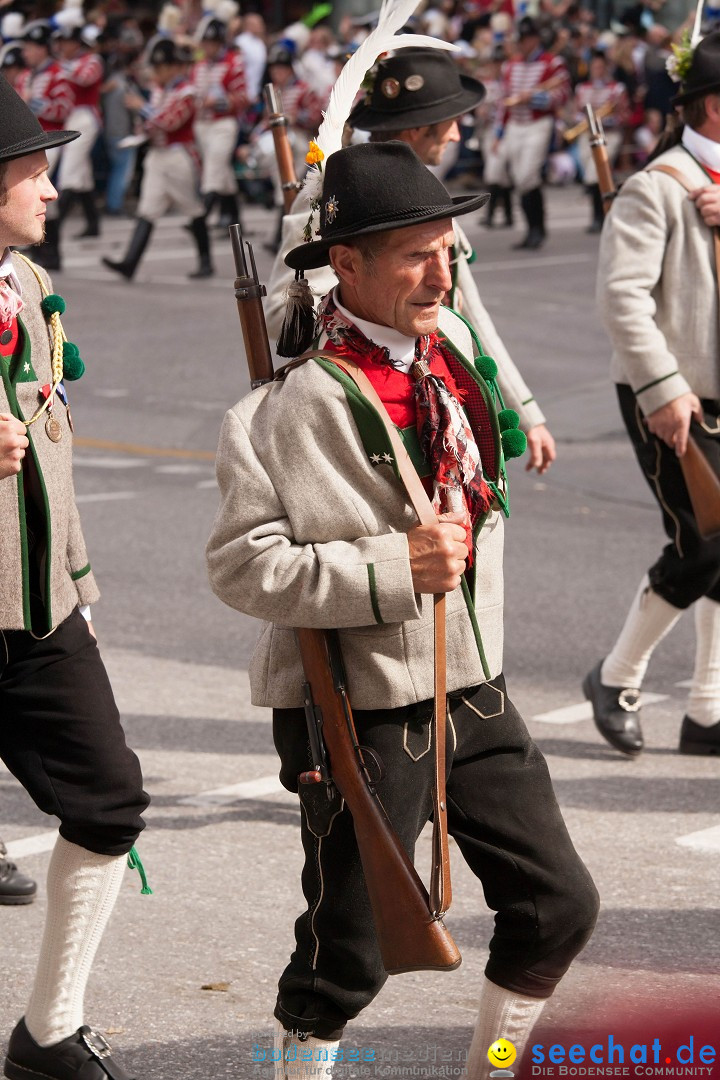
[207,308,507,711]
[0,255,99,632]
[597,144,720,415]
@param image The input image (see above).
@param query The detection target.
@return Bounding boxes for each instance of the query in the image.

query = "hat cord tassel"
[276,270,317,358]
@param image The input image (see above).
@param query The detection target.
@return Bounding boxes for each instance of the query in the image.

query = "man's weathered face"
[332,218,455,339]
[0,150,56,249]
[405,118,461,166]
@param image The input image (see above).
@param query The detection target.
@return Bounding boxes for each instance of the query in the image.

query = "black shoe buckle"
[82,1029,112,1059]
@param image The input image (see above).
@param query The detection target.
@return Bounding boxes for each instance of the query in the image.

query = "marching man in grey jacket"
[0,78,148,1080]
[585,31,720,758]
[208,141,598,1080]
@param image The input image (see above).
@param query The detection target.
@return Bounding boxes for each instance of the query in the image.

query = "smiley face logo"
[488,1039,517,1069]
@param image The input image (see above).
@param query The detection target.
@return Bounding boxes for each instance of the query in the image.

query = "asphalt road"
[1,184,718,1080]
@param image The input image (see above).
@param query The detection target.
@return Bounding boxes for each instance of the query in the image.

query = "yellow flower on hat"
[306,140,324,166]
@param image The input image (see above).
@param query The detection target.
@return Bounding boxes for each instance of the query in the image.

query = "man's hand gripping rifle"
[228,225,462,975]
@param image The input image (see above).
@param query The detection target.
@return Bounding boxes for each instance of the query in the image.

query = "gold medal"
[45,414,62,442]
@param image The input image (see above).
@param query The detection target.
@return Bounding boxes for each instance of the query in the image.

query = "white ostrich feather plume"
[157,3,182,35]
[1,12,25,39]
[301,1,459,206]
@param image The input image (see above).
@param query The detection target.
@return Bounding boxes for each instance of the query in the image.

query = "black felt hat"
[348,48,485,132]
[0,74,79,162]
[148,37,185,65]
[22,20,53,46]
[285,141,489,272]
[673,31,720,105]
[516,15,540,38]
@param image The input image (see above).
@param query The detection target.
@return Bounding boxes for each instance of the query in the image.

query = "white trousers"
[484,116,554,194]
[57,106,100,193]
[136,144,204,222]
[579,128,622,185]
[194,116,239,196]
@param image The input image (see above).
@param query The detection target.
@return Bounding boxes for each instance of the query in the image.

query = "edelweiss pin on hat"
[284,141,489,272]
[0,76,79,163]
[349,47,486,131]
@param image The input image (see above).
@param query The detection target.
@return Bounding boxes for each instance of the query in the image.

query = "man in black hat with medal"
[0,76,149,1080]
[586,31,720,757]
[208,140,598,1080]
[265,47,557,475]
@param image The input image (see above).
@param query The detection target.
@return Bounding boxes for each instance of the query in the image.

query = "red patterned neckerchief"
[317,293,494,562]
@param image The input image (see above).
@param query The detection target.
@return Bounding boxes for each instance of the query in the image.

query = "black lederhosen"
[272,675,599,1040]
[0,607,149,856]
[618,384,720,609]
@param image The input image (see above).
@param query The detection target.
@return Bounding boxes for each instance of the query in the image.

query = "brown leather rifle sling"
[644,163,720,539]
[300,350,453,917]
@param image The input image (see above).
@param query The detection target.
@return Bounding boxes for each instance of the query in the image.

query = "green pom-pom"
[475,355,498,381]
[62,341,84,380]
[502,428,527,459]
[497,408,520,432]
[41,293,66,316]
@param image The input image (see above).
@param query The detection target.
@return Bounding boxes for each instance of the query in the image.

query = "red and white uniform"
[574,78,628,184]
[486,50,570,195]
[276,77,324,135]
[137,77,204,222]
[192,48,247,196]
[255,76,326,207]
[192,48,247,121]
[17,61,73,131]
[57,50,104,193]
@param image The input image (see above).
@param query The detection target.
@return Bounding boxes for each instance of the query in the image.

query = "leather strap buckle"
[82,1029,112,1059]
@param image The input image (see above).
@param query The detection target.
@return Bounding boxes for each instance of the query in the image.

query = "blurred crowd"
[0,0,713,268]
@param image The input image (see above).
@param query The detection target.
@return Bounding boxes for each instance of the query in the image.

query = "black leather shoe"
[679,715,720,755]
[4,1019,136,1080]
[582,660,644,756]
[0,846,37,905]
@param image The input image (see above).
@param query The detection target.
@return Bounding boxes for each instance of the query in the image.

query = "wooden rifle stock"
[296,627,461,975]
[586,104,616,209]
[227,235,462,973]
[264,83,302,214]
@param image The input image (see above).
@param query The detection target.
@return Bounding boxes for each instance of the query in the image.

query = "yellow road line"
[74,437,216,461]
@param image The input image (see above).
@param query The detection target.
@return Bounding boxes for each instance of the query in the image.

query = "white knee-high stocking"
[24,836,127,1047]
[687,596,720,726]
[465,977,547,1079]
[601,575,682,689]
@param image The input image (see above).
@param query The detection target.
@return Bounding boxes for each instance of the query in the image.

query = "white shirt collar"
[682,125,720,174]
[332,287,417,373]
[0,248,22,297]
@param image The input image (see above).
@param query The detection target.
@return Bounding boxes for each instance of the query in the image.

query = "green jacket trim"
[367,563,383,624]
[10,321,38,384]
[71,563,92,582]
[0,344,53,633]
[635,371,678,395]
[461,575,491,681]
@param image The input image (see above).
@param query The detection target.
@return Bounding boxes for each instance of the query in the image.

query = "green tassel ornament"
[41,293,66,316]
[62,341,85,381]
[127,846,153,894]
[501,428,527,459]
[497,408,520,433]
[474,355,498,381]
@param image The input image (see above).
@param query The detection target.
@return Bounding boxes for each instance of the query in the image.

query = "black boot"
[482,184,500,227]
[586,183,604,234]
[75,191,100,238]
[0,841,37,905]
[501,185,514,227]
[33,218,62,271]
[102,218,153,280]
[218,192,240,231]
[513,187,545,250]
[187,215,214,279]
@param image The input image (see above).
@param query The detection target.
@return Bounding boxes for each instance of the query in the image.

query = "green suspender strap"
[305,351,452,920]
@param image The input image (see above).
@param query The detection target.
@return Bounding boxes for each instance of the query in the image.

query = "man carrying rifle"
[265,47,557,476]
[207,141,598,1080]
[585,31,720,758]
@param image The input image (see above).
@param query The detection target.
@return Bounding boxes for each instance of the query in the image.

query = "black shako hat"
[348,48,485,132]
[285,141,489,272]
[673,31,720,105]
[148,38,185,66]
[0,74,79,163]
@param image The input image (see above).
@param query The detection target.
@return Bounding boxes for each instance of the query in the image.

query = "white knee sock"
[273,1019,340,1080]
[601,575,682,689]
[465,977,547,1078]
[687,597,720,726]
[24,836,127,1047]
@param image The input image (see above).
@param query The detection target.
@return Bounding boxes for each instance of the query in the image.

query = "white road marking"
[75,491,137,504]
[473,253,592,274]
[74,456,147,469]
[676,824,720,854]
[154,463,207,475]
[676,679,692,689]
[532,693,668,724]
[179,775,284,806]
[196,478,217,489]
[5,830,58,859]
